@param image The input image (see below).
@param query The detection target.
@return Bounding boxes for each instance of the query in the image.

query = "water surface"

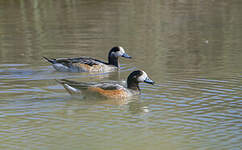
[0,0,241,149]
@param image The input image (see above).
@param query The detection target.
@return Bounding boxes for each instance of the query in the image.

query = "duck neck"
[127,79,140,91]
[108,56,119,67]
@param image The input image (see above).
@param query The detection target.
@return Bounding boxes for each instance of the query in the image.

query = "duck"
[56,70,154,99]
[43,46,132,72]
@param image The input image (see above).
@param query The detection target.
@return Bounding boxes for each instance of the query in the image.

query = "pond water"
[0,0,241,149]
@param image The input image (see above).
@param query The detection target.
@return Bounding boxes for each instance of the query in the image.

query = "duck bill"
[122,53,132,59]
[144,77,155,85]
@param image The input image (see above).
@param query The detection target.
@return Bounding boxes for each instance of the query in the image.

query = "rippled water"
[0,0,241,149]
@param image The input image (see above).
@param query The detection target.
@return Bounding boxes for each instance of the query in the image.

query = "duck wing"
[67,57,108,66]
[57,79,124,91]
[43,56,107,67]
[56,79,94,90]
[57,79,128,98]
[94,82,124,90]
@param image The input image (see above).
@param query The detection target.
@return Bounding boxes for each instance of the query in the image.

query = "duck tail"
[42,56,55,64]
[56,79,80,94]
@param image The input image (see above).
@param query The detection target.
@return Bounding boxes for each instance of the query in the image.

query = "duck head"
[108,46,132,67]
[127,70,154,91]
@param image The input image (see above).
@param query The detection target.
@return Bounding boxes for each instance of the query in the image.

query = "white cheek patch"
[116,51,123,57]
[115,46,125,57]
[119,46,125,54]
[112,51,123,57]
[111,52,119,57]
[137,71,148,82]
[111,46,126,57]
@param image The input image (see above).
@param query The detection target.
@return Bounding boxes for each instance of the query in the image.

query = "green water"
[0,0,241,149]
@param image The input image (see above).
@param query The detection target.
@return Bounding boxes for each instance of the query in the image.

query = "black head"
[108,46,132,67]
[127,70,154,91]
